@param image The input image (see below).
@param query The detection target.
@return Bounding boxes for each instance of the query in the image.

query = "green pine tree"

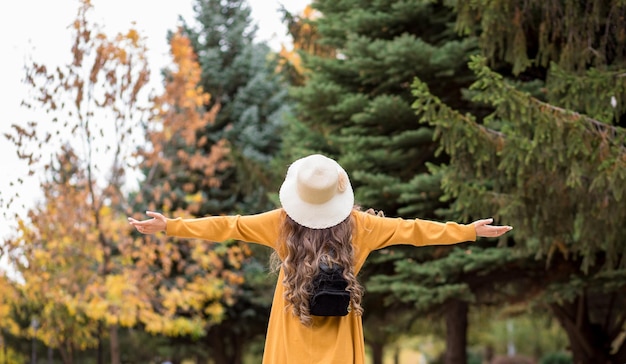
[287,1,486,363]
[182,0,289,214]
[412,53,626,363]
[410,1,626,362]
[372,1,625,363]
[290,1,626,363]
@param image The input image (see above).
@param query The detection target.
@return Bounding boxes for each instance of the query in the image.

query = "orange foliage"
[128,29,248,337]
[141,29,230,215]
[277,5,336,85]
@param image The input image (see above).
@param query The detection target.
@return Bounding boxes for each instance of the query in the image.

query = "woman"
[128,154,512,363]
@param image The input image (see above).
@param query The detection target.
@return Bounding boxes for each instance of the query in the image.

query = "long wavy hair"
[272,210,364,326]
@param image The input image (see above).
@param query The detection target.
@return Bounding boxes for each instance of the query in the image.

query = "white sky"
[0,0,309,249]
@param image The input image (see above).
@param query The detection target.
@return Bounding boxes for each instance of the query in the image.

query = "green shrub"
[539,352,572,364]
[467,350,482,364]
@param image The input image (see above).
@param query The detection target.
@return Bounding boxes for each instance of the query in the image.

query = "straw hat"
[279,154,354,229]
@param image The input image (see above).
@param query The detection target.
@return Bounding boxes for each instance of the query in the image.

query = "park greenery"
[1,0,625,363]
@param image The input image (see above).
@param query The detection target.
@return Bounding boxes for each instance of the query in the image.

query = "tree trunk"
[370,342,384,364]
[207,331,244,364]
[549,297,619,364]
[444,299,468,364]
[59,341,73,364]
[1,333,6,363]
[97,324,103,364]
[613,341,626,364]
[109,325,120,364]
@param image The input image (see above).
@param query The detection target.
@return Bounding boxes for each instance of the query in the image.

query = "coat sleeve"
[354,211,476,252]
[165,209,283,249]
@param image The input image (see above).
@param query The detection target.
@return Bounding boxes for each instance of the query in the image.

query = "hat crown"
[296,157,339,205]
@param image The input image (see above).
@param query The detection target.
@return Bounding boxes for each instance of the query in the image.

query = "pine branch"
[469,56,626,151]
[505,85,626,153]
[530,94,622,137]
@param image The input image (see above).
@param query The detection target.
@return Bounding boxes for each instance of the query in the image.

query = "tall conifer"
[290,0,626,363]
[288,1,484,362]
[406,0,626,362]
[182,0,289,214]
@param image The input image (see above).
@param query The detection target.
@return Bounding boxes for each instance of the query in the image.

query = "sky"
[0,0,309,244]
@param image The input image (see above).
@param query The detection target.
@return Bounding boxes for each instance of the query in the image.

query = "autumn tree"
[131,29,258,363]
[3,1,150,363]
[4,146,115,364]
[157,1,292,361]
[0,273,25,364]
[136,29,228,217]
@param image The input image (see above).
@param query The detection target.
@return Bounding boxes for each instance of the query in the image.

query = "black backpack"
[309,262,351,316]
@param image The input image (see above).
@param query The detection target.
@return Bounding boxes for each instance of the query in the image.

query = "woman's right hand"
[473,218,513,238]
[128,211,167,235]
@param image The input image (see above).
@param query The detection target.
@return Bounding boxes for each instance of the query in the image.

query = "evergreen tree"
[287,1,486,362]
[409,1,626,362]
[412,52,626,363]
[307,1,626,363]
[287,1,626,363]
[182,0,289,214]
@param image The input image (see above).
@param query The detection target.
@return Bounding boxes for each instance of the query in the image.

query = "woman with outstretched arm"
[128,154,512,364]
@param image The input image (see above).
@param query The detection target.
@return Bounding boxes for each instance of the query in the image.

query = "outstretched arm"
[128,209,282,249]
[473,218,512,238]
[356,211,513,253]
[128,211,166,235]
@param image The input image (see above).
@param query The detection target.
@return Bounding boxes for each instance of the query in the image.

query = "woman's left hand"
[473,218,513,238]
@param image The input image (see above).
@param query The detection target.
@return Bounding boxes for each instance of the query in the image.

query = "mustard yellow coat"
[166,208,476,364]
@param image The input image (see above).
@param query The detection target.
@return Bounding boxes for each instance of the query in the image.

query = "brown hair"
[272,210,364,326]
